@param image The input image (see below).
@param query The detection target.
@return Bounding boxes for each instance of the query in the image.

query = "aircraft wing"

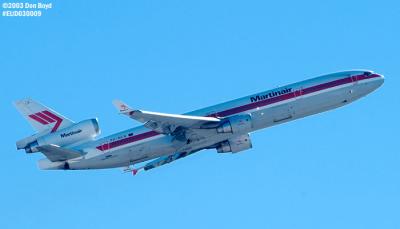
[112,100,221,134]
[37,144,83,162]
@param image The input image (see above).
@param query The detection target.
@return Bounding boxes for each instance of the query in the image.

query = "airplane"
[14,70,384,175]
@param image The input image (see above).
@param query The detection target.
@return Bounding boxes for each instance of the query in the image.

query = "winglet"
[112,100,133,114]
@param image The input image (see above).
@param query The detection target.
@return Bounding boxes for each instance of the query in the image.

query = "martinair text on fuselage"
[14,70,384,175]
[250,88,293,103]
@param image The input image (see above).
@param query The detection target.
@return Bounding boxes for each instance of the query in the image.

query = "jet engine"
[216,114,252,134]
[216,134,252,153]
[18,119,100,153]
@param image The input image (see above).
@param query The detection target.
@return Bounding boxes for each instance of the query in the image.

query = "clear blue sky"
[1,0,399,228]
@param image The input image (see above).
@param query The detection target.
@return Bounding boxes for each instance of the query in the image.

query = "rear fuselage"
[39,70,384,170]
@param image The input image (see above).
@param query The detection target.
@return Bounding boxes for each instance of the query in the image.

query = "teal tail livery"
[14,70,384,175]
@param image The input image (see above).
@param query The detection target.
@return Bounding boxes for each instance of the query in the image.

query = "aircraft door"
[294,87,304,98]
[351,75,360,85]
[100,140,110,151]
[292,87,304,119]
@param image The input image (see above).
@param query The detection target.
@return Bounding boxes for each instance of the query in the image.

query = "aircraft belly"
[125,137,176,162]
[68,136,176,169]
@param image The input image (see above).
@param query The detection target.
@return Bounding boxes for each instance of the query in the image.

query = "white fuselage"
[39,70,384,170]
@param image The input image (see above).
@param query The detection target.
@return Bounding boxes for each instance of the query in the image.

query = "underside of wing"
[113,100,221,134]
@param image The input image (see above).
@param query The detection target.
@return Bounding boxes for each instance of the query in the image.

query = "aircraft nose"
[362,72,384,94]
[375,73,385,87]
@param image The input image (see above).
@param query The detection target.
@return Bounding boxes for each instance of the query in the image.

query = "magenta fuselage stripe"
[97,131,159,150]
[302,77,352,94]
[96,74,380,151]
[110,131,159,149]
[214,91,295,117]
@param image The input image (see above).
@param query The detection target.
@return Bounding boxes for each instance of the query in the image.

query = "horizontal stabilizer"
[37,144,84,162]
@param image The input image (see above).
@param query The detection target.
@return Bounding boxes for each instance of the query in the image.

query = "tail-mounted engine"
[216,114,252,134]
[17,119,100,153]
[217,134,252,153]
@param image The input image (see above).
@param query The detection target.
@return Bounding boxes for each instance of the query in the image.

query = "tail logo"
[28,111,63,132]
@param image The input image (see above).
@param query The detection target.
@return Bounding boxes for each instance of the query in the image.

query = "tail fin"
[14,98,75,133]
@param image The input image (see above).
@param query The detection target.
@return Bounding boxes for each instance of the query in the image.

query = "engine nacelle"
[23,119,100,153]
[217,134,252,153]
[217,114,252,134]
